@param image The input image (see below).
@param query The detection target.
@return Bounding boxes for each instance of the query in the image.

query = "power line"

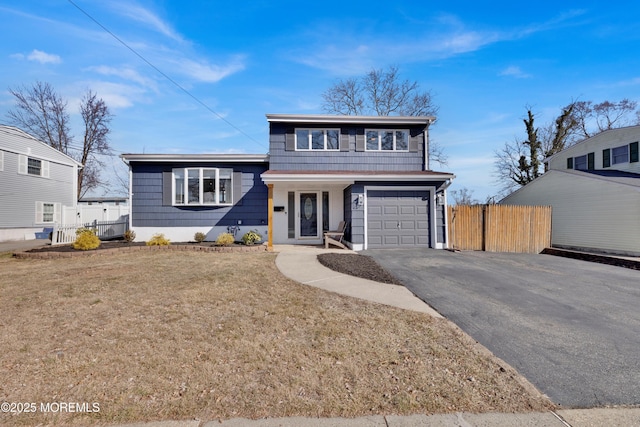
[66,0,266,150]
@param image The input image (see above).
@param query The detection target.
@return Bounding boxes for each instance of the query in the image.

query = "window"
[295,129,340,150]
[35,201,59,224]
[28,158,41,175]
[574,155,587,170]
[18,155,49,177]
[365,130,409,151]
[612,145,629,165]
[172,168,233,205]
[0,150,4,171]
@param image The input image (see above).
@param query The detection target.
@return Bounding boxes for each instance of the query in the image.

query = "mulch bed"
[317,253,403,285]
[16,241,266,259]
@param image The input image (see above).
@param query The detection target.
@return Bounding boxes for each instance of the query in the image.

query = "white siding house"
[501,126,640,256]
[0,126,81,241]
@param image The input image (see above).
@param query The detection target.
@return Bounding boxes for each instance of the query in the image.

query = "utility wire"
[66,0,266,149]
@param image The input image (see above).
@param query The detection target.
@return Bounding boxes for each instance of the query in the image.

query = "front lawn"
[0,251,553,426]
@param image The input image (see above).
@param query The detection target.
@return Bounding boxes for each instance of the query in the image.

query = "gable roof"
[544,125,640,163]
[0,125,82,167]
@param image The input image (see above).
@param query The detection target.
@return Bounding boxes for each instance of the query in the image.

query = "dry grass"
[0,251,553,426]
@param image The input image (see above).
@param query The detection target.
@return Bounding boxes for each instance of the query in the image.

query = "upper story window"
[612,145,629,165]
[574,155,588,170]
[173,168,232,206]
[18,154,50,178]
[603,142,639,167]
[28,158,42,175]
[295,129,340,150]
[365,130,409,151]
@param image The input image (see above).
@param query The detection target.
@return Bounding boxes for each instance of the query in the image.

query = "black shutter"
[602,149,611,168]
[233,171,243,205]
[162,171,173,206]
[587,152,595,170]
[567,157,573,169]
[630,141,639,163]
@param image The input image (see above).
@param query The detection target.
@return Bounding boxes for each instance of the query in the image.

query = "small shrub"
[194,232,206,243]
[76,227,98,236]
[241,230,262,245]
[123,229,136,243]
[215,232,235,246]
[73,229,101,251]
[146,233,170,246]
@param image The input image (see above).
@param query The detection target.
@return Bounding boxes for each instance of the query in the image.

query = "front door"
[299,192,318,238]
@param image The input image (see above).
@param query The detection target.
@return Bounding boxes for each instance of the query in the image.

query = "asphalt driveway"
[364,249,640,408]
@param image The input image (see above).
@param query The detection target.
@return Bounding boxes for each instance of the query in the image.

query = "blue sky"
[1,1,640,200]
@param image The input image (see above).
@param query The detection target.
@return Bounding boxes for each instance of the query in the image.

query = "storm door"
[299,192,319,238]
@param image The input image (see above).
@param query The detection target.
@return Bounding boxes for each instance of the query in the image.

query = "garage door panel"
[384,206,399,215]
[367,190,430,249]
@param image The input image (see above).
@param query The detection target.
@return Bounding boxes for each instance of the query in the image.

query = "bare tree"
[322,66,438,117]
[494,99,640,197]
[449,187,480,205]
[7,82,72,153]
[571,99,640,140]
[78,90,113,197]
[322,66,445,165]
[7,82,113,198]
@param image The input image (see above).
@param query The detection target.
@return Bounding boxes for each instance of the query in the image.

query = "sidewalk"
[0,238,50,253]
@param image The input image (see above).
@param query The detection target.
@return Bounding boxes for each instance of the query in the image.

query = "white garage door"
[367,190,430,249]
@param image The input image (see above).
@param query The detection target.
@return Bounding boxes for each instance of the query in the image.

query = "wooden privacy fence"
[448,204,552,253]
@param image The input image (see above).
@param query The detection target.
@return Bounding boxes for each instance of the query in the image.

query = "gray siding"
[0,129,77,228]
[130,162,268,228]
[269,122,426,171]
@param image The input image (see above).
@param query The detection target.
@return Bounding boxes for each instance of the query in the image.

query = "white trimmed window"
[173,168,232,206]
[365,130,409,151]
[35,202,60,224]
[295,129,340,150]
[574,154,588,170]
[612,145,629,165]
[19,155,50,178]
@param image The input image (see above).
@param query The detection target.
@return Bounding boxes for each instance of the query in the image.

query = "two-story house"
[121,114,455,250]
[261,114,454,250]
[501,125,640,256]
[0,125,81,242]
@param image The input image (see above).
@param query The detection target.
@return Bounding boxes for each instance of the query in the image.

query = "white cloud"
[14,49,62,64]
[110,2,184,42]
[499,66,532,79]
[177,57,246,83]
[87,65,158,90]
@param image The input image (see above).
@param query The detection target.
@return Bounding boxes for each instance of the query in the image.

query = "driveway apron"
[364,248,640,408]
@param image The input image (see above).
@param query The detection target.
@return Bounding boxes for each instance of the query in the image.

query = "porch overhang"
[261,170,455,185]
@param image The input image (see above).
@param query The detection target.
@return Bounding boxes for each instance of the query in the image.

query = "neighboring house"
[262,114,454,250]
[501,125,640,256]
[0,125,81,242]
[121,114,455,249]
[120,154,270,242]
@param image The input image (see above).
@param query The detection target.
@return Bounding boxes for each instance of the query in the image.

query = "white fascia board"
[265,114,435,126]
[261,172,454,184]
[121,153,269,164]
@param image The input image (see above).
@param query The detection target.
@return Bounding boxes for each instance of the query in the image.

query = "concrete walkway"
[274,244,442,317]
